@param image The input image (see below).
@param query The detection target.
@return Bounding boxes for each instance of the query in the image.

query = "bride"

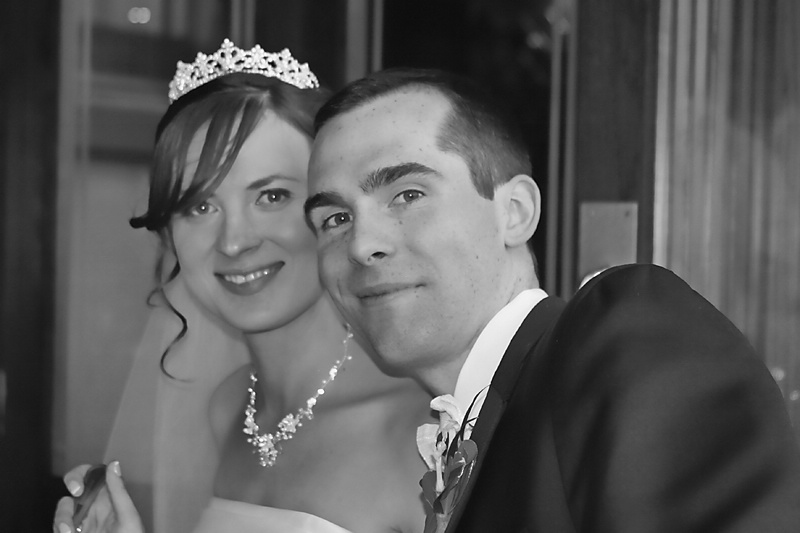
[54,40,433,533]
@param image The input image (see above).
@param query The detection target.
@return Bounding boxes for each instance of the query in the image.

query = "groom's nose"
[347,208,396,266]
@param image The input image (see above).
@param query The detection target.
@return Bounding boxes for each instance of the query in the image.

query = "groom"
[304,67,800,531]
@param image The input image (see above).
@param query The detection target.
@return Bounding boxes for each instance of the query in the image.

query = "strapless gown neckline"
[193,497,353,533]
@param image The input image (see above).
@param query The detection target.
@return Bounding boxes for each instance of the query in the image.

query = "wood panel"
[654,0,800,436]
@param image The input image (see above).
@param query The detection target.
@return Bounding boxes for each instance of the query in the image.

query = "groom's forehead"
[326,89,449,138]
[312,93,450,166]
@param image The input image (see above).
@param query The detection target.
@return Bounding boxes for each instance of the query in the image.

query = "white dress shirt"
[453,288,548,438]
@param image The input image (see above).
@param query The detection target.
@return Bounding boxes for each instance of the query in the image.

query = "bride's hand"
[53,461,144,533]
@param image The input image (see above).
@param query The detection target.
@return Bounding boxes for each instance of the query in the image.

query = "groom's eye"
[321,211,352,231]
[391,189,425,206]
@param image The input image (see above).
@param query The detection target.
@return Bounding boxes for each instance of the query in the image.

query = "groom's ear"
[496,174,541,249]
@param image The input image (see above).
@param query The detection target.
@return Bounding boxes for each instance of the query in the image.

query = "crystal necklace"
[243,328,354,467]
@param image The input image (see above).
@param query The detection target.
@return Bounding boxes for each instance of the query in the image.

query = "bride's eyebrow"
[361,162,440,194]
[246,174,301,191]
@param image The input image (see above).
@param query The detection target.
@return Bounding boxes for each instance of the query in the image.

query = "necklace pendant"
[243,328,353,467]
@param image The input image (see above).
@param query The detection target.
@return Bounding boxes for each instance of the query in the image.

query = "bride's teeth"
[225,269,268,284]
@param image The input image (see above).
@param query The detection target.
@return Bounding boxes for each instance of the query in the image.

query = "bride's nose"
[216,210,260,257]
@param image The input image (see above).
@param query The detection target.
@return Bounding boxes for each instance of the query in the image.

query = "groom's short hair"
[314,67,533,202]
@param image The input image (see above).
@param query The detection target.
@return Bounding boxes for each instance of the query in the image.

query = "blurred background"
[1,0,798,529]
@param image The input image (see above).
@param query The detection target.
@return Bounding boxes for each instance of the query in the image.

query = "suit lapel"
[445,296,565,532]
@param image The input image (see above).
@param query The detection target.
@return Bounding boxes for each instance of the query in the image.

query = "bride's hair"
[129,73,330,375]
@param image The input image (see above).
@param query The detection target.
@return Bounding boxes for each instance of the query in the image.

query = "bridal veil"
[103,276,249,533]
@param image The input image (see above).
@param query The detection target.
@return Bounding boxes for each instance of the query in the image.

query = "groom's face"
[306,89,512,380]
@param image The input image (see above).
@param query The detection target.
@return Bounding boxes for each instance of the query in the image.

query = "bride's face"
[170,111,323,333]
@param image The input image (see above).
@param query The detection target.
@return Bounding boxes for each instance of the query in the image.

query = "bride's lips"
[216,262,284,296]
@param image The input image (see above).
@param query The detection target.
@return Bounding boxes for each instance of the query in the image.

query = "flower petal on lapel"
[439,439,478,502]
[457,439,478,462]
[430,394,464,427]
[420,469,439,507]
[417,423,440,470]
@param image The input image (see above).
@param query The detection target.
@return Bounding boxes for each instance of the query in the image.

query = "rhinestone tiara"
[168,39,319,102]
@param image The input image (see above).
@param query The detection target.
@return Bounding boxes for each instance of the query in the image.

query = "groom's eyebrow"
[361,162,440,194]
[304,191,346,219]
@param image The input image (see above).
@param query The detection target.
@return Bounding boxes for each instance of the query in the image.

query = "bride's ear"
[496,174,541,248]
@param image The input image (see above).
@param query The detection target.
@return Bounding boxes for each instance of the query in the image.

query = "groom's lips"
[354,282,423,304]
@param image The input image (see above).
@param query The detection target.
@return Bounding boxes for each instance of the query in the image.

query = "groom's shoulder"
[544,262,767,397]
[553,262,745,346]
[576,263,690,298]
[560,263,718,321]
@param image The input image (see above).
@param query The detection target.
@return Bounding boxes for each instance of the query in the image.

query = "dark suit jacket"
[449,264,800,532]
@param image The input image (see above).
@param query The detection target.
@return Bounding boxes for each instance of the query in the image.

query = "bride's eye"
[257,188,291,206]
[186,201,217,217]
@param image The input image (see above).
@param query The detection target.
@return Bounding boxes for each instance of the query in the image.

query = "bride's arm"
[53,462,144,533]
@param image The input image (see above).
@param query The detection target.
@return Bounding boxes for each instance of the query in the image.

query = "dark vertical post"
[0,0,61,528]
[568,0,660,290]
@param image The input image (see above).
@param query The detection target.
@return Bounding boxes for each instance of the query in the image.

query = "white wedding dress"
[193,498,352,533]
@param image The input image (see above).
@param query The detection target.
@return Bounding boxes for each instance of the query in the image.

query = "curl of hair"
[130,73,331,376]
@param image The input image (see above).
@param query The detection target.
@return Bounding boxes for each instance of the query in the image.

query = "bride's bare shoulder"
[208,364,251,446]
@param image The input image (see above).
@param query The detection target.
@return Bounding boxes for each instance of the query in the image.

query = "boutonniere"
[417,394,479,533]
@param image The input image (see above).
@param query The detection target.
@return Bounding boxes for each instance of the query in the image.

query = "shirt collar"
[453,288,547,428]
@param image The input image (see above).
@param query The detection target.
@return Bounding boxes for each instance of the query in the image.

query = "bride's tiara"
[168,39,320,102]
